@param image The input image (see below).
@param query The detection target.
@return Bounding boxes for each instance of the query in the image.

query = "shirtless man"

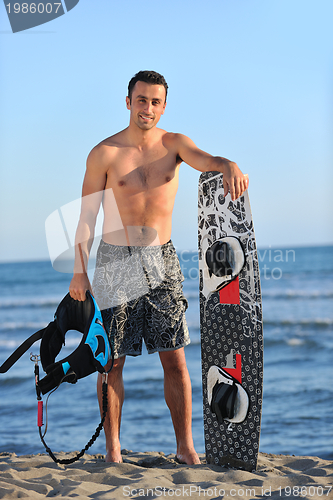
[69,71,249,465]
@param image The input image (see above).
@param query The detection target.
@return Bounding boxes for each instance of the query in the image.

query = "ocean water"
[0,245,332,460]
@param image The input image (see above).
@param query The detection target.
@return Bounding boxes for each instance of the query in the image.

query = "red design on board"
[223,353,242,383]
[219,276,240,305]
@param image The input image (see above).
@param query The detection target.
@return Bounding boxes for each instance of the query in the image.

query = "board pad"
[198,171,263,471]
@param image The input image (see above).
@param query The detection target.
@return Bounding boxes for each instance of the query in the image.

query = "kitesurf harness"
[0,291,114,465]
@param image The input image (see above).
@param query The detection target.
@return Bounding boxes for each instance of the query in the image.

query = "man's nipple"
[118,180,125,187]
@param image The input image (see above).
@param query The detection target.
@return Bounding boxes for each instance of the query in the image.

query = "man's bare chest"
[107,148,181,191]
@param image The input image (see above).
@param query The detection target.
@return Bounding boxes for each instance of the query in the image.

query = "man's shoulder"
[162,131,190,151]
[161,131,187,144]
[93,130,127,152]
[87,130,127,165]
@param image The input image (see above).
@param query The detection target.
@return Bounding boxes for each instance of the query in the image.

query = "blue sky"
[0,0,332,262]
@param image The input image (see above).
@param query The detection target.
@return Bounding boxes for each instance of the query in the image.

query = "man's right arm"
[69,146,108,301]
[165,133,249,201]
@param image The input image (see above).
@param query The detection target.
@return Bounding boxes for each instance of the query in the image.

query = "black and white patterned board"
[198,171,263,472]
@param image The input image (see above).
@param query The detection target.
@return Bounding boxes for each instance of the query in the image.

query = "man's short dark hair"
[128,70,168,103]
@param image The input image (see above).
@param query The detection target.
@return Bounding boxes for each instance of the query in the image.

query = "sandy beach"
[0,450,332,499]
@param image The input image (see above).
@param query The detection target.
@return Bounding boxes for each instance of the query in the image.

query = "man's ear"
[126,96,131,110]
[161,101,167,115]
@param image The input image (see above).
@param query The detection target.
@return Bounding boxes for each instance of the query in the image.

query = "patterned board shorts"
[92,239,190,358]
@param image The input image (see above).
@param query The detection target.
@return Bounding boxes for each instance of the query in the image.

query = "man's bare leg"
[159,348,200,465]
[97,356,126,463]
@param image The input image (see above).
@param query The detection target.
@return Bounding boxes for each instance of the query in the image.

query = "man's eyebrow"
[136,94,162,102]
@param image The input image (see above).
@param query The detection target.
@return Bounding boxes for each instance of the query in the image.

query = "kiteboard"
[198,171,263,471]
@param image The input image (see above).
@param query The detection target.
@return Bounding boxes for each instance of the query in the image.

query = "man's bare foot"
[176,449,201,465]
[105,449,123,463]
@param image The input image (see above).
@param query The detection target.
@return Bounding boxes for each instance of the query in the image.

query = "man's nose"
[143,101,153,114]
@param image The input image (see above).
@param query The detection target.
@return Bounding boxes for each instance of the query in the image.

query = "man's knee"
[103,355,125,375]
[159,348,187,374]
[112,356,126,371]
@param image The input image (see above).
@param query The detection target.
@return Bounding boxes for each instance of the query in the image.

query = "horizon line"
[0,242,332,265]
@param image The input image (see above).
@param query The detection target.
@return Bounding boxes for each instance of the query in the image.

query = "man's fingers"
[69,274,92,301]
[227,179,238,201]
[244,173,249,191]
[77,290,87,301]
[224,180,236,200]
[69,288,87,301]
[235,177,242,200]
[224,174,249,201]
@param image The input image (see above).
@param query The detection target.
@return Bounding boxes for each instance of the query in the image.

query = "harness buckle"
[30,353,42,400]
[30,353,40,364]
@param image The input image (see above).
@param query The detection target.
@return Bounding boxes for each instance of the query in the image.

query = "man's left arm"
[168,133,249,201]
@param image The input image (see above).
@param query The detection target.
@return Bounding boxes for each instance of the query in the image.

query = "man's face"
[126,81,166,130]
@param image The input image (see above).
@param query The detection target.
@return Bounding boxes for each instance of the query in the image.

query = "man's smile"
[139,114,154,121]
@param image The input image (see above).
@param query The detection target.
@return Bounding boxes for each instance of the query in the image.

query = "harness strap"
[0,326,50,373]
[39,379,109,465]
[38,363,77,395]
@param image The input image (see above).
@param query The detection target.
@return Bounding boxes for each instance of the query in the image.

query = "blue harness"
[1,291,113,393]
[37,291,113,394]
[0,292,113,464]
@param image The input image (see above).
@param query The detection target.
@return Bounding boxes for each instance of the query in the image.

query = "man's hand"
[69,273,92,301]
[221,159,249,201]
